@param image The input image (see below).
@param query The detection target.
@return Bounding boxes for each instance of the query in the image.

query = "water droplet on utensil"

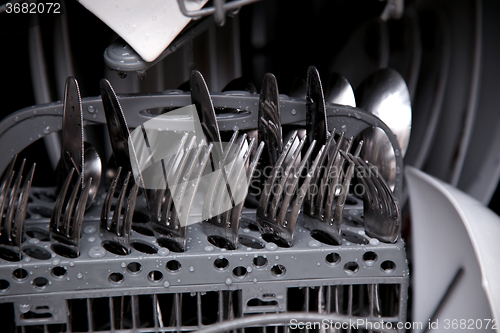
[189,266,195,272]
[369,238,379,246]
[394,149,400,157]
[42,126,50,134]
[77,272,83,279]
[225,277,232,285]
[52,258,60,265]
[163,281,170,287]
[88,237,96,243]
[291,109,297,115]
[204,246,214,252]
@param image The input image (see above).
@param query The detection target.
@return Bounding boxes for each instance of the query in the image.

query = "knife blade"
[306,66,328,158]
[59,77,84,187]
[190,70,223,163]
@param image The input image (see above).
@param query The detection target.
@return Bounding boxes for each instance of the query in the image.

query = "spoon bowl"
[356,68,412,156]
[358,127,396,191]
[84,142,102,208]
[325,73,356,107]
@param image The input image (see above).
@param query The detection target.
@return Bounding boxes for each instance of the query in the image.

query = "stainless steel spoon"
[325,73,356,107]
[355,68,412,157]
[84,142,102,208]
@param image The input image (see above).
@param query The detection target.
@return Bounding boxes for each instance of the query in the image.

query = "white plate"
[78,0,208,62]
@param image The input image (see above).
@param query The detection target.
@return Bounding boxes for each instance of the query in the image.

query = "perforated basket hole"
[33,277,49,289]
[166,260,181,273]
[381,260,396,274]
[239,236,265,249]
[102,240,130,256]
[0,279,9,292]
[108,272,124,284]
[253,256,268,268]
[247,223,260,232]
[132,210,150,223]
[51,266,67,278]
[0,247,22,262]
[262,234,291,248]
[232,266,247,278]
[157,237,184,253]
[213,258,229,270]
[130,241,157,254]
[126,262,142,274]
[207,235,236,250]
[310,230,340,246]
[148,270,163,282]
[325,253,341,265]
[23,245,51,260]
[270,264,286,277]
[131,224,154,237]
[344,262,359,275]
[50,244,79,259]
[362,251,378,265]
[25,228,50,242]
[13,268,28,281]
[342,230,369,245]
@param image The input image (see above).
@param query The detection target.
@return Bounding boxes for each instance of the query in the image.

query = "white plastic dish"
[406,166,499,332]
[78,0,208,62]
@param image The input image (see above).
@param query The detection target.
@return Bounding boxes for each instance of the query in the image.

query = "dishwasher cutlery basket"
[0,83,408,333]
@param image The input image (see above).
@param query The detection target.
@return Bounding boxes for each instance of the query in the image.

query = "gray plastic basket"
[0,92,408,333]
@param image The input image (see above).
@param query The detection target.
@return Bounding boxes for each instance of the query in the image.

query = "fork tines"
[256,130,323,247]
[151,137,213,252]
[100,167,139,248]
[302,132,363,245]
[50,168,91,256]
[0,156,35,258]
[204,131,264,250]
[341,152,401,243]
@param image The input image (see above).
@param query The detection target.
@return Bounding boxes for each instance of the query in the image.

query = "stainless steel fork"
[50,168,92,258]
[100,167,139,252]
[341,151,401,243]
[204,131,264,249]
[256,132,323,247]
[301,66,364,245]
[0,156,35,262]
[151,138,213,252]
